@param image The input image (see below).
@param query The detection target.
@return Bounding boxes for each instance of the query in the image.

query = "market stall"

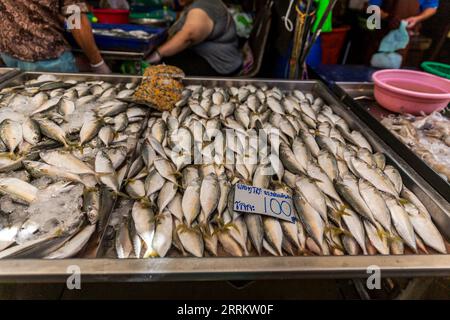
[0,70,448,282]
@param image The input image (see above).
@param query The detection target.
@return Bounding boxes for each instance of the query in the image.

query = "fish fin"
[143,248,158,258]
[116,191,130,199]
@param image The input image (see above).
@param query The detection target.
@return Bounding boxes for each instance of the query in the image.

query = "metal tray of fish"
[0,75,449,282]
[0,72,150,260]
[332,82,450,202]
[0,68,20,85]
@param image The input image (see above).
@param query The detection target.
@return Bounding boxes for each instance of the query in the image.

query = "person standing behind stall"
[363,0,439,65]
[0,0,111,73]
[146,0,243,76]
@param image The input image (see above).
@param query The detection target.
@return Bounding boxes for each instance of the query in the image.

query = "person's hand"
[405,16,420,29]
[91,60,112,74]
[146,50,162,65]
[387,15,401,30]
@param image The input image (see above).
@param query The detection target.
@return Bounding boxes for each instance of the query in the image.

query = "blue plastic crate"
[66,23,167,54]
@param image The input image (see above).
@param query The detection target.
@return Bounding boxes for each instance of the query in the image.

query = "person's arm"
[70,13,111,72]
[147,8,213,63]
[405,8,437,29]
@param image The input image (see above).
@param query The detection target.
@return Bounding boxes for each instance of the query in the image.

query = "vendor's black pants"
[163,50,231,77]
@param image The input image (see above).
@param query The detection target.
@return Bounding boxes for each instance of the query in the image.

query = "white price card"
[233,183,296,223]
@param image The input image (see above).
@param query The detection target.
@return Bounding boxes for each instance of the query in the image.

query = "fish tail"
[143,248,158,258]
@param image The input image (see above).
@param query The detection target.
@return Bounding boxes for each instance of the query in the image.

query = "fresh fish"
[132,201,157,258]
[307,162,341,202]
[34,117,69,147]
[95,151,119,193]
[218,231,243,257]
[177,224,204,257]
[262,217,283,256]
[157,181,177,213]
[317,150,339,181]
[84,188,101,225]
[217,174,231,217]
[335,174,376,224]
[301,130,320,158]
[115,221,133,259]
[373,152,386,171]
[152,210,173,257]
[403,203,446,254]
[351,157,398,197]
[79,113,102,145]
[167,192,183,221]
[145,169,165,197]
[59,98,76,116]
[182,179,201,226]
[279,142,304,175]
[295,176,328,222]
[98,126,114,147]
[125,179,146,199]
[400,187,431,220]
[154,157,178,184]
[22,118,41,145]
[23,160,84,185]
[31,96,61,115]
[244,213,264,255]
[45,225,96,259]
[385,197,417,252]
[358,179,392,232]
[294,193,325,252]
[0,177,38,203]
[384,165,403,195]
[364,220,389,255]
[0,119,23,153]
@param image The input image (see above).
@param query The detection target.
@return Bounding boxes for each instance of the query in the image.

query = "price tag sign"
[233,183,296,223]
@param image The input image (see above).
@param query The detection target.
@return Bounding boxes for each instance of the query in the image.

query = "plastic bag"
[371,52,403,69]
[379,21,410,53]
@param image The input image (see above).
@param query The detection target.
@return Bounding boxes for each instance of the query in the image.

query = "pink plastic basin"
[372,69,450,115]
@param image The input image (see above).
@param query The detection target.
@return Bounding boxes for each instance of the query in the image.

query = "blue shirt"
[368,0,439,10]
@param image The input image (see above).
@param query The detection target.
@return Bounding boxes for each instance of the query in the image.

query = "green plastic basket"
[421,61,450,80]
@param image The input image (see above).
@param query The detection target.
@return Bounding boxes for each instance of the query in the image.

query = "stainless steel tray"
[0,74,448,282]
[332,82,450,202]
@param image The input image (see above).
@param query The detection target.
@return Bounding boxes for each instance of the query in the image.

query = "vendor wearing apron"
[0,0,111,73]
[146,0,243,76]
[363,0,439,65]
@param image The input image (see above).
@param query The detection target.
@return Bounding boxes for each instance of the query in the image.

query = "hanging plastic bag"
[379,21,410,53]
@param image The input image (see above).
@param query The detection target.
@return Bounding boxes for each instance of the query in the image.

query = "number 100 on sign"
[233,183,296,223]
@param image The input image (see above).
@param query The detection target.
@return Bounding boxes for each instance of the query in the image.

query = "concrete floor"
[0,278,449,299]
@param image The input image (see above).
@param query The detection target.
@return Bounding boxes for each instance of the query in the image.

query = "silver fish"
[384,165,403,195]
[152,210,173,257]
[263,217,283,256]
[167,192,183,221]
[145,168,165,197]
[79,113,102,145]
[34,117,69,147]
[294,193,325,252]
[22,118,41,145]
[385,197,417,252]
[358,179,392,232]
[115,221,133,259]
[0,177,38,203]
[335,174,376,224]
[177,223,204,257]
[244,213,264,255]
[403,202,446,254]
[317,150,339,181]
[363,220,389,255]
[351,157,398,197]
[132,201,156,258]
[0,119,23,153]
[23,160,83,185]
[157,181,177,214]
[296,176,328,223]
[45,225,96,259]
[182,179,201,226]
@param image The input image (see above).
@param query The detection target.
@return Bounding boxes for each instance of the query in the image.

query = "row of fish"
[110,84,448,258]
[0,75,150,259]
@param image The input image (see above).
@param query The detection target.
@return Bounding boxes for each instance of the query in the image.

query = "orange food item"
[134,65,185,111]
